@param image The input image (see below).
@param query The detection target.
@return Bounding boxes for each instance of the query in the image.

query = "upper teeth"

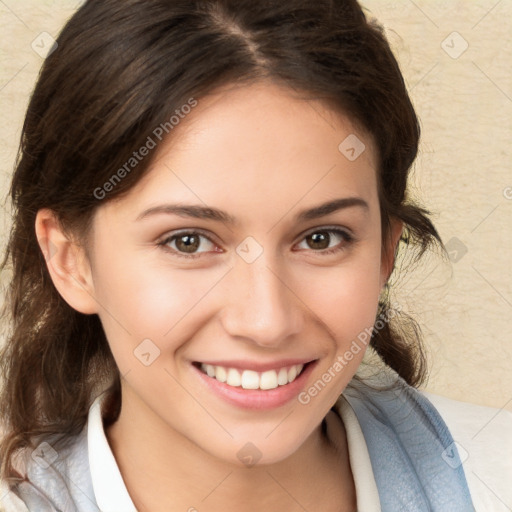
[200,363,304,390]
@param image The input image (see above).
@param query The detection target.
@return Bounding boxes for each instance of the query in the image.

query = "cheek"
[295,251,383,346]
[293,253,382,410]
[91,246,231,352]
[91,228,382,365]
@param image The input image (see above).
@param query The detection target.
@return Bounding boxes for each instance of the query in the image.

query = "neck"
[105,387,356,512]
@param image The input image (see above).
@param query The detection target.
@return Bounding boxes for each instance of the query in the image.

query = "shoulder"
[0,425,96,512]
[341,370,511,510]
[422,391,512,512]
[342,372,476,510]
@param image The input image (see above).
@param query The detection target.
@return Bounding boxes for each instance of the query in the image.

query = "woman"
[0,0,510,510]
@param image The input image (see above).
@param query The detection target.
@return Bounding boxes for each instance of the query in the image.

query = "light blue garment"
[5,374,475,511]
[11,426,100,512]
[343,374,475,511]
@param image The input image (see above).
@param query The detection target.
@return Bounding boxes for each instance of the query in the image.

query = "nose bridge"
[221,252,303,347]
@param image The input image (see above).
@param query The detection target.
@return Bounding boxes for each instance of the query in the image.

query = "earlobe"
[380,218,403,289]
[35,209,99,315]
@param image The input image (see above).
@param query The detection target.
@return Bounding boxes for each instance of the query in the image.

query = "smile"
[192,359,317,409]
[199,363,305,390]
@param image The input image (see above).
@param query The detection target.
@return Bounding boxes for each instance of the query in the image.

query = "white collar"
[87,394,137,512]
[335,395,381,511]
[87,392,380,511]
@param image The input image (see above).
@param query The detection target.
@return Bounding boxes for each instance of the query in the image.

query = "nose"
[219,254,304,349]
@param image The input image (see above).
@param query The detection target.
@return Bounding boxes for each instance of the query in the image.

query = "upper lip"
[194,359,316,372]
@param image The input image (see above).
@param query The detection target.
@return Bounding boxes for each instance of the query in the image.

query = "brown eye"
[296,228,354,255]
[175,234,201,253]
[159,231,218,257]
[306,231,331,250]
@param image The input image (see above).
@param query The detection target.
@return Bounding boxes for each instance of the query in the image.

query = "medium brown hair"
[0,0,443,482]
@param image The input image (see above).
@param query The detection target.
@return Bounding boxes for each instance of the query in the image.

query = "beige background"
[0,1,511,411]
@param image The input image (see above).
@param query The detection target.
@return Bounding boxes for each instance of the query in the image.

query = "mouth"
[194,361,308,390]
[191,359,317,410]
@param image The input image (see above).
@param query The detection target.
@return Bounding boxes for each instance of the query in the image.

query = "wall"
[0,0,510,410]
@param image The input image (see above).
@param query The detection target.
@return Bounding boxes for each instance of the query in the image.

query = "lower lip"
[192,362,317,410]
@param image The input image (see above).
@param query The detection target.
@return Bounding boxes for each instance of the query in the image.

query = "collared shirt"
[1,385,511,511]
[90,391,383,512]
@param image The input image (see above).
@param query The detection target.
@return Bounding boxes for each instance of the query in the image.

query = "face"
[83,81,392,466]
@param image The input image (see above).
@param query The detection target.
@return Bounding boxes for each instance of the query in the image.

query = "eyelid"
[297,224,354,241]
[292,225,355,253]
[158,225,356,258]
[158,227,218,243]
[157,229,223,258]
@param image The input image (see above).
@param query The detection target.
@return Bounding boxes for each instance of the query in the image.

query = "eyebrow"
[135,197,369,224]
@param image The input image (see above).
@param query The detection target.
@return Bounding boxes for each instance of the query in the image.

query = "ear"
[35,208,99,314]
[380,217,403,289]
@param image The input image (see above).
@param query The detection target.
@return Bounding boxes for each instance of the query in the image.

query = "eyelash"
[157,227,355,260]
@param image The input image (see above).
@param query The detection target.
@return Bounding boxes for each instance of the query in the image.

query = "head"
[0,0,441,477]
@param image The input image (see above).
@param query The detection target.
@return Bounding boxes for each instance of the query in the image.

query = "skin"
[36,80,402,511]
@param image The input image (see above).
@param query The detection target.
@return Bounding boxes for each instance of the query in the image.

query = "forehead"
[98,81,379,225]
